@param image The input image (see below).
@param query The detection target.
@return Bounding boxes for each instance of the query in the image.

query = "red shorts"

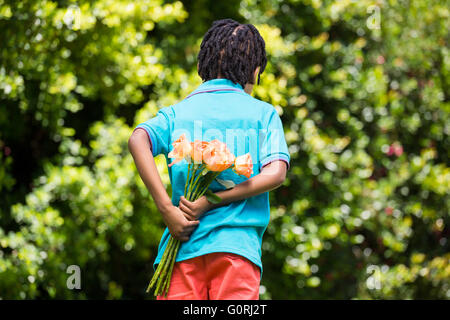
[157,252,261,300]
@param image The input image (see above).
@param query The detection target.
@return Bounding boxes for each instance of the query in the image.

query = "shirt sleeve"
[259,108,290,171]
[133,107,172,157]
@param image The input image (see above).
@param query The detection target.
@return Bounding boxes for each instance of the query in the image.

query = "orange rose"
[233,153,253,178]
[203,139,235,172]
[190,140,209,163]
[168,133,192,167]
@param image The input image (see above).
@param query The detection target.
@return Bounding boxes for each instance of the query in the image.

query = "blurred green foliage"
[0,0,448,299]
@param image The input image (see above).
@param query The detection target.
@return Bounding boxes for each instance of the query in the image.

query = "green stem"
[160,238,176,295]
[184,163,192,197]
[162,239,180,297]
[154,237,174,294]
[188,165,206,200]
[147,236,173,293]
[155,237,176,296]
[147,238,171,292]
[186,164,198,199]
[190,178,206,201]
[196,172,221,199]
[158,241,178,297]
[191,172,212,200]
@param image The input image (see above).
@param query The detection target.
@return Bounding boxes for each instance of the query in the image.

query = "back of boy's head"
[197,19,267,89]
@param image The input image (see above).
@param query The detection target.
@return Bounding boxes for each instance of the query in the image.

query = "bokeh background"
[0,0,449,299]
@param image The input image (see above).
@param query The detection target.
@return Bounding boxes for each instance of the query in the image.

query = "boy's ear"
[197,62,199,72]
[253,66,261,84]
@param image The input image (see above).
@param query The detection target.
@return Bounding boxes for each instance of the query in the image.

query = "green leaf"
[216,178,235,189]
[205,189,222,204]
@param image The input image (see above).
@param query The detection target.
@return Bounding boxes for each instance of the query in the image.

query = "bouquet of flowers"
[146,134,253,296]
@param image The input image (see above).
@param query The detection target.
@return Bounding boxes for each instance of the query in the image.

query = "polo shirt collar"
[196,78,244,91]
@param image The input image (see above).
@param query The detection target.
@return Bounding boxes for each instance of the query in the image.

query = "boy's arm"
[179,160,287,220]
[128,129,199,242]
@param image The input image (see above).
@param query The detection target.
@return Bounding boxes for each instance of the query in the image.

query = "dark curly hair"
[197,19,267,89]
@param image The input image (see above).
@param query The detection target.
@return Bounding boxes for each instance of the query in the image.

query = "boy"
[128,19,290,300]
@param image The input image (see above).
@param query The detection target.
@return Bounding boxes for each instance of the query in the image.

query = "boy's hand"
[161,205,200,242]
[179,196,213,221]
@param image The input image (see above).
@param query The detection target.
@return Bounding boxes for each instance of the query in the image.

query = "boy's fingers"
[171,232,187,242]
[181,211,195,221]
[173,229,190,242]
[179,235,189,242]
[180,223,198,237]
[178,202,187,212]
[181,228,195,237]
[179,202,192,215]
[183,220,199,230]
[180,196,194,209]
[184,220,199,232]
[188,219,200,226]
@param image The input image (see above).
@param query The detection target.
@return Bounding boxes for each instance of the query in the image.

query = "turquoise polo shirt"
[134,78,290,277]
